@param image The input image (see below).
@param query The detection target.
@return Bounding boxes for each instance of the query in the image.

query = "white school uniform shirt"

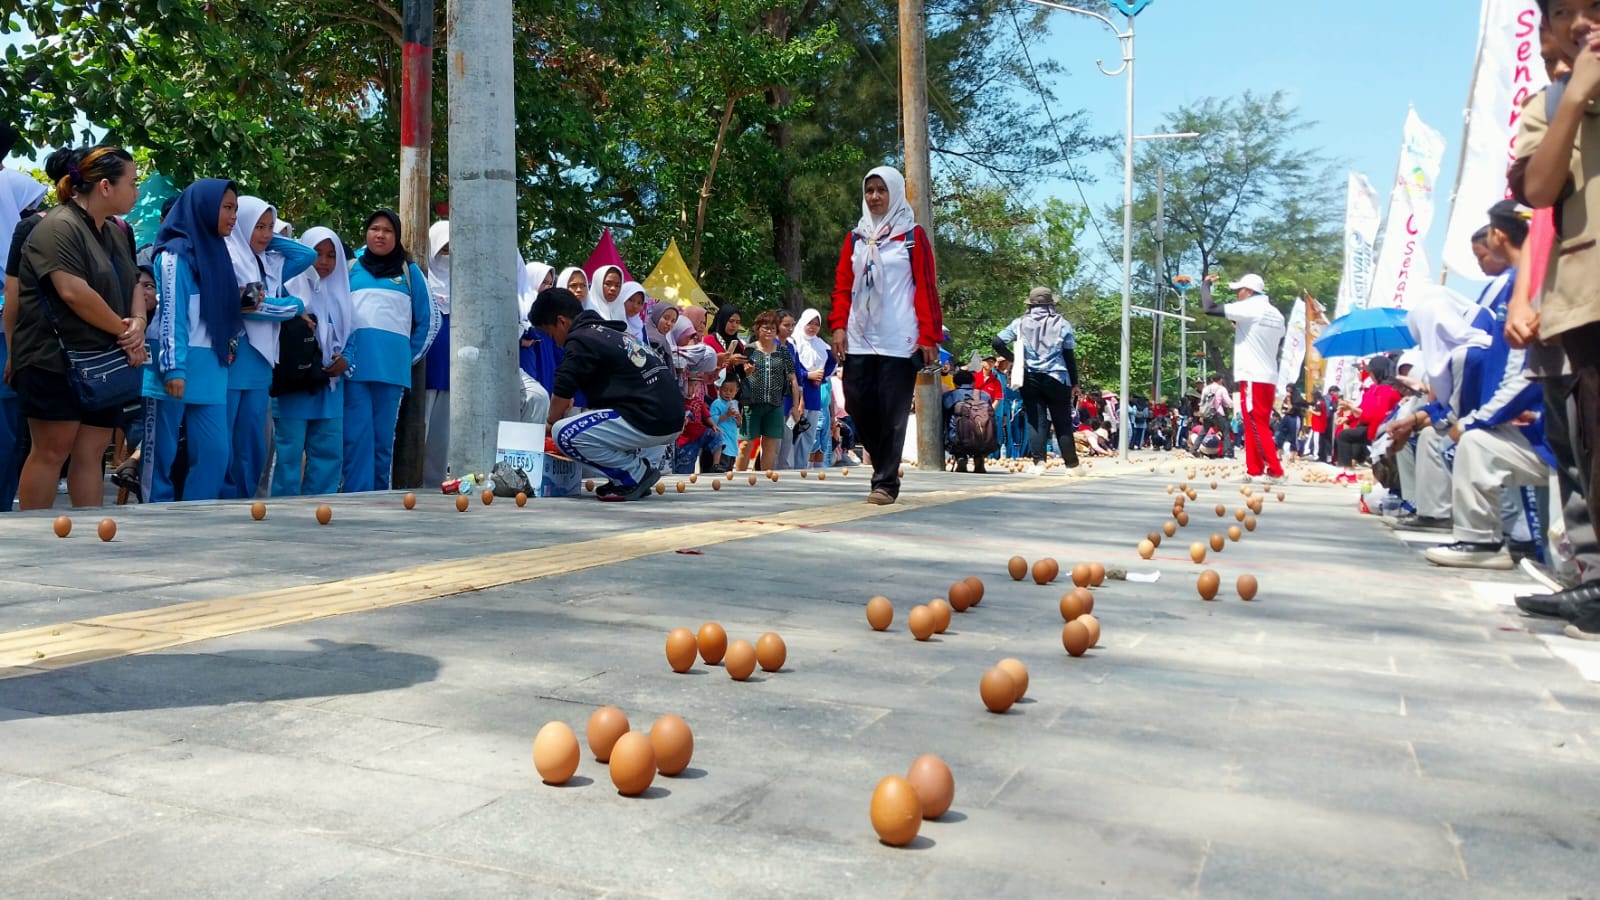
[1225,294,1286,384]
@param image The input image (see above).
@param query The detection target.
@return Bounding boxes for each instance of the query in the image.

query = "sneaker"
[1424,541,1514,570]
[866,489,895,506]
[1241,474,1255,483]
[1262,474,1286,486]
[1515,581,1600,619]
[596,464,662,502]
[1022,462,1045,476]
[1564,622,1600,641]
[1519,556,1577,593]
[1507,540,1540,564]
[1388,513,1451,531]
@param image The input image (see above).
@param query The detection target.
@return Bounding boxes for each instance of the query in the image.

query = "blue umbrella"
[1312,306,1415,358]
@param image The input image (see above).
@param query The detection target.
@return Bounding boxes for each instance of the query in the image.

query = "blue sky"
[1026,0,1481,283]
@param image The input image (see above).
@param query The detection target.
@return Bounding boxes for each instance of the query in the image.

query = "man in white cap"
[1202,272,1286,482]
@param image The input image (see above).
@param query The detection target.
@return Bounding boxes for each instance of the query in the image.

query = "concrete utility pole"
[1150,162,1165,400]
[392,0,434,489]
[899,0,943,471]
[445,0,520,477]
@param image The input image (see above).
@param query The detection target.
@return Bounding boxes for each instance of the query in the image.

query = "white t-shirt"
[1225,294,1286,384]
[847,237,919,357]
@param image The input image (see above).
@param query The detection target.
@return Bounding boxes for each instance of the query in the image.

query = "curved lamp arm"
[1017,0,1134,77]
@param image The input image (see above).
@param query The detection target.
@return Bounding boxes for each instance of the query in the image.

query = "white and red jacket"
[829,225,943,356]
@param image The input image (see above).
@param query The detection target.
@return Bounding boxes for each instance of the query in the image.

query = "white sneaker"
[1022,462,1045,476]
[1424,541,1514,570]
[1241,474,1255,483]
[1262,475,1286,486]
[56,479,69,495]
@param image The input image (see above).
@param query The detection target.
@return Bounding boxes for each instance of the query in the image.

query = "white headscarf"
[588,264,626,320]
[618,281,648,341]
[0,170,46,297]
[426,220,451,315]
[522,261,552,326]
[285,227,354,369]
[226,195,288,366]
[794,308,829,373]
[1406,285,1490,407]
[558,266,588,305]
[850,166,918,315]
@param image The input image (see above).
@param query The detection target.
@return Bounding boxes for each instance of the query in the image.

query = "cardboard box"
[540,453,583,498]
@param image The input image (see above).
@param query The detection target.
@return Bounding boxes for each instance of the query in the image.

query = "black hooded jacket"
[553,310,685,437]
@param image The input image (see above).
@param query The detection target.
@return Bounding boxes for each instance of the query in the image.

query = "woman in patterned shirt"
[736,310,802,471]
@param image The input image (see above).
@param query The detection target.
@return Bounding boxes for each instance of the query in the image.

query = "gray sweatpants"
[424,388,450,486]
[1413,426,1453,519]
[552,409,675,488]
[1450,425,1549,544]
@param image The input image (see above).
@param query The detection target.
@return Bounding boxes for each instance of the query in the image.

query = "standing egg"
[964,576,985,603]
[250,502,266,521]
[648,714,694,776]
[948,581,974,611]
[869,775,923,846]
[908,605,935,641]
[1032,558,1057,585]
[481,489,495,505]
[1070,563,1091,588]
[1244,514,1258,532]
[665,627,698,672]
[403,492,417,509]
[315,504,332,525]
[1214,503,1226,517]
[995,658,1029,700]
[1062,620,1091,656]
[586,706,630,762]
[1137,539,1155,559]
[97,518,116,542]
[906,754,955,819]
[1237,574,1260,601]
[724,639,757,680]
[1197,569,1221,601]
[1079,613,1101,647]
[676,481,686,493]
[1089,562,1106,586]
[52,515,72,538]
[755,632,786,671]
[455,495,470,512]
[1228,525,1242,542]
[1059,590,1086,623]
[608,731,656,795]
[866,596,894,631]
[1162,520,1178,537]
[979,666,1016,712]
[1189,542,1206,564]
[1007,555,1028,581]
[927,599,952,634]
[1209,533,1225,552]
[697,622,728,665]
[748,474,757,486]
[532,721,581,785]
[712,480,722,491]
[516,492,528,507]
[1176,510,1191,527]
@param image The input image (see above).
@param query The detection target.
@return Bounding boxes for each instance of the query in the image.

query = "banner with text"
[1277,296,1309,394]
[1324,173,1383,394]
[1367,109,1447,311]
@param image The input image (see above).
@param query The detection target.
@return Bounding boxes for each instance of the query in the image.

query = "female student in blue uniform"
[343,208,437,492]
[272,226,354,496]
[223,196,312,498]
[140,179,241,502]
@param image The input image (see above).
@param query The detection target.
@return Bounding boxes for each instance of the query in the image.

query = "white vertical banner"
[1277,296,1308,393]
[1323,173,1383,393]
[1367,109,1447,311]
[1440,0,1546,281]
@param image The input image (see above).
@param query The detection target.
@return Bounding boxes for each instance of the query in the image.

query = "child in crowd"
[709,378,741,472]
[674,374,723,474]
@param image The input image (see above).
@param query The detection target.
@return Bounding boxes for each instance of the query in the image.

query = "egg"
[315,504,332,525]
[689,473,699,483]
[841,468,850,476]
[979,666,1016,712]
[866,596,894,631]
[1079,588,1094,614]
[801,470,809,478]
[1147,531,1162,548]
[948,581,974,610]
[756,632,786,671]
[1210,480,1218,489]
[1244,514,1257,532]
[724,639,757,680]
[586,706,630,761]
[927,599,952,633]
[1007,556,1028,581]
[455,495,470,512]
[817,472,827,480]
[584,479,595,492]
[1214,504,1226,517]
[869,775,923,846]
[1249,496,1264,514]
[748,475,757,486]
[97,518,116,542]
[908,605,935,641]
[1137,539,1155,559]
[898,467,904,478]
[768,470,778,481]
[1070,563,1091,588]
[676,481,686,493]
[666,627,698,672]
[608,731,657,795]
[1032,558,1057,585]
[1189,542,1206,563]
[1061,620,1091,656]
[532,721,581,785]
[1079,613,1101,647]
[648,714,694,776]
[964,576,985,604]
[250,502,266,520]
[1276,491,1285,502]
[996,658,1029,700]
[1176,510,1190,527]
[52,515,71,538]
[1228,525,1242,542]
[1197,569,1221,601]
[1089,562,1106,586]
[1209,533,1225,552]
[1059,590,1085,622]
[1163,521,1178,537]
[906,754,956,819]
[1237,574,1260,601]
[711,479,722,491]
[697,622,728,665]
[403,492,417,509]
[516,492,528,506]
[1165,485,1174,494]
[655,483,666,495]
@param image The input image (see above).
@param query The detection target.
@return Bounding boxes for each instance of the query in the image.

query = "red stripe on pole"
[400,42,432,148]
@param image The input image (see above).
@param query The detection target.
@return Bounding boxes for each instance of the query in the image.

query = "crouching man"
[530,288,684,501]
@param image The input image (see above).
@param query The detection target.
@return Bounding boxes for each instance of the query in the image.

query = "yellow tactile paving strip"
[0,475,1068,679]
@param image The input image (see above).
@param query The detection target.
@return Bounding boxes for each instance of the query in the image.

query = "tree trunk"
[762,7,805,316]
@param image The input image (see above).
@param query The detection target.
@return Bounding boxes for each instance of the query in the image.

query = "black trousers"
[844,351,919,497]
[1020,372,1078,466]
[1334,427,1368,465]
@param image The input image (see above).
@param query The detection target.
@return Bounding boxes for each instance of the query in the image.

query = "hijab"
[794,308,829,373]
[523,262,553,325]
[226,195,292,365]
[850,166,918,315]
[557,266,588,305]
[357,208,408,280]
[426,220,451,315]
[153,178,239,364]
[711,304,744,351]
[1020,286,1070,363]
[588,264,626,320]
[285,226,354,368]
[619,280,647,340]
[1406,285,1490,407]
[647,300,679,352]
[0,169,46,281]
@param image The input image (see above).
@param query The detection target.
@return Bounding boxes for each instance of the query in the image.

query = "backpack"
[951,392,998,455]
[270,315,328,397]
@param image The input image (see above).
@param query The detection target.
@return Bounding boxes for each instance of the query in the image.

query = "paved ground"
[0,457,1597,898]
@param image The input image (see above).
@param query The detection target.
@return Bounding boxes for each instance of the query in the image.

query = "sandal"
[111,457,143,503]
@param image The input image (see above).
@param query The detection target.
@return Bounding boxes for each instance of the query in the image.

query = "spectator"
[736,310,801,472]
[1199,374,1234,458]
[272,226,354,497]
[992,286,1080,473]
[942,368,988,473]
[708,377,740,473]
[790,308,836,469]
[1334,356,1403,470]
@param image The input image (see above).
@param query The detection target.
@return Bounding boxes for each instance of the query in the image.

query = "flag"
[1324,173,1383,395]
[1366,109,1447,311]
[1440,0,1547,281]
[1276,296,1308,393]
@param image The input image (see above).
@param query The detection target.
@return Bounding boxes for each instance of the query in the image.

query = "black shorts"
[13,365,131,429]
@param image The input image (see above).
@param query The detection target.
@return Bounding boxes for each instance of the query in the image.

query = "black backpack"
[951,392,998,455]
[270,315,328,397]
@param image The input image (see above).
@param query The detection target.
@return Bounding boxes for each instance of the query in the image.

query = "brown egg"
[584,479,595,492]
[516,492,528,507]
[948,581,974,610]
[689,473,699,483]
[676,481,686,493]
[250,502,266,521]
[964,576,985,604]
[1079,588,1095,614]
[756,632,787,671]
[1210,480,1218,489]
[1237,574,1260,601]
[475,488,491,505]
[1007,555,1028,581]
[748,474,757,486]
[1059,590,1085,622]
[455,495,470,512]
[52,515,71,538]
[817,472,827,480]
[1228,525,1242,542]
[899,467,905,478]
[1244,514,1257,532]
[979,666,1016,712]
[666,627,698,672]
[1276,491,1286,502]
[1173,493,1186,507]
[1209,533,1225,552]
[906,754,956,819]
[1240,485,1252,497]
[1233,507,1245,522]
[724,639,757,680]
[1189,542,1206,564]
[403,492,417,509]
[1062,620,1091,656]
[841,468,850,476]
[1176,510,1190,527]
[1137,539,1155,559]
[608,731,656,795]
[97,518,116,542]
[697,622,728,665]
[1070,563,1092,588]
[995,657,1029,700]
[870,775,923,846]
[712,480,722,491]
[866,596,894,631]
[1186,488,1198,501]
[1214,504,1226,517]
[1032,558,1057,585]
[1197,569,1221,601]
[1089,562,1106,586]
[532,721,581,785]
[1166,484,1174,494]
[655,483,666,495]
[1079,613,1101,648]
[586,706,630,762]
[927,599,952,633]
[1249,496,1264,514]
[908,605,935,641]
[648,714,694,776]
[768,470,778,481]
[315,504,332,525]
[1163,520,1178,537]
